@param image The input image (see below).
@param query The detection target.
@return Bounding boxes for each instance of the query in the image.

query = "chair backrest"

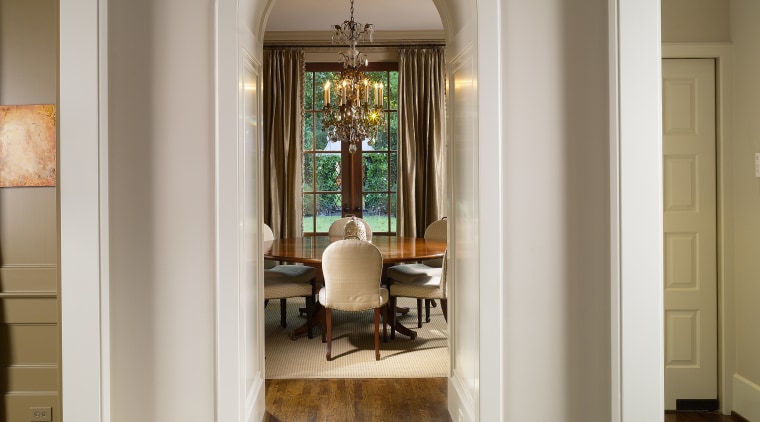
[327,217,373,241]
[320,239,384,311]
[262,224,278,269]
[263,223,275,241]
[422,218,447,267]
[343,217,368,240]
[424,218,447,242]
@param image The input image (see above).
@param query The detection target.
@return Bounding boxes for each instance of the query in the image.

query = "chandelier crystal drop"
[322,0,385,153]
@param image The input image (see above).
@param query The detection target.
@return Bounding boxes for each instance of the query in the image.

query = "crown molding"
[264,30,445,46]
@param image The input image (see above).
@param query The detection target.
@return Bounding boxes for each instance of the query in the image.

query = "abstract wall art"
[0,104,57,187]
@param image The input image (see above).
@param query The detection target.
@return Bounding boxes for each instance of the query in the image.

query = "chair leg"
[300,278,316,316]
[374,308,381,361]
[305,295,315,339]
[321,307,327,343]
[425,299,431,323]
[390,296,397,340]
[380,304,388,343]
[441,299,448,322]
[280,298,287,328]
[325,308,333,361]
[417,298,423,328]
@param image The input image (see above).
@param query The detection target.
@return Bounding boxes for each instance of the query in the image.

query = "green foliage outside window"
[303,68,398,232]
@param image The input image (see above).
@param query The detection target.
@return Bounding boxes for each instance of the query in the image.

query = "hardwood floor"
[664,411,747,422]
[266,379,749,422]
[265,378,449,422]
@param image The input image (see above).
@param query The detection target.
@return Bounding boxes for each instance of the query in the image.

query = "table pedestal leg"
[289,304,325,340]
[391,314,418,339]
[388,300,417,340]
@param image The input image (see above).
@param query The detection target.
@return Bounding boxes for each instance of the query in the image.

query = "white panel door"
[662,58,718,410]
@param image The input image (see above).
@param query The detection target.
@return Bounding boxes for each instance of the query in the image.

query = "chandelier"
[322,0,385,153]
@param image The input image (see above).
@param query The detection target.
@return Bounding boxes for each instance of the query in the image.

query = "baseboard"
[731,411,751,422]
[734,373,760,421]
[246,376,266,422]
[448,374,475,422]
[676,399,720,411]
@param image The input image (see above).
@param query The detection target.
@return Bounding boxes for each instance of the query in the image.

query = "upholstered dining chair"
[421,217,447,267]
[318,239,389,361]
[419,218,447,318]
[327,217,373,241]
[263,224,317,338]
[387,249,448,339]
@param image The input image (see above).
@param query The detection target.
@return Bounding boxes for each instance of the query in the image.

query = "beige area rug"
[265,296,449,379]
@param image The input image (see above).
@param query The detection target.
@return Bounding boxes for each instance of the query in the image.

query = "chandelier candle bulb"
[321,0,385,152]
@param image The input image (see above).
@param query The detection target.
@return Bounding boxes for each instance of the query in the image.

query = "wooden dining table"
[264,235,447,340]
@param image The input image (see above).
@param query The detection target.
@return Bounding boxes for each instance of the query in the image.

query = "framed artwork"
[0,104,57,187]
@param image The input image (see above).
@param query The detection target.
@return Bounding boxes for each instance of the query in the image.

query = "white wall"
[440,0,482,418]
[729,2,760,419]
[499,1,613,420]
[106,0,216,420]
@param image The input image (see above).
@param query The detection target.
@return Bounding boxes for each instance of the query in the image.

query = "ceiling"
[265,0,443,32]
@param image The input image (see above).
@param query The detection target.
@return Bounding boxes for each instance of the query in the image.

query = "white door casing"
[662,58,718,409]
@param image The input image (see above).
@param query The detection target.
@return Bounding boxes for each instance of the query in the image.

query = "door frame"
[662,44,735,414]
[58,1,670,421]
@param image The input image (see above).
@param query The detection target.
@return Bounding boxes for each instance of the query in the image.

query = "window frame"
[302,62,399,236]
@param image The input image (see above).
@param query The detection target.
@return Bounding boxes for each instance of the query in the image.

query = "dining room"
[259,0,451,412]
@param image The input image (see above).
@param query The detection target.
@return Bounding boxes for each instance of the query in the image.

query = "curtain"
[397,47,447,237]
[263,49,304,238]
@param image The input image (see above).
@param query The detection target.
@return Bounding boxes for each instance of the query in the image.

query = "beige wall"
[0,0,60,421]
[729,1,760,419]
[661,0,731,43]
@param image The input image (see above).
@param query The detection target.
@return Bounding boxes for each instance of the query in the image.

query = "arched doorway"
[214,0,491,420]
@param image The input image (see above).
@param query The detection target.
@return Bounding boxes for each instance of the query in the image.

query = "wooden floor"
[265,378,449,422]
[266,378,747,422]
[664,411,746,422]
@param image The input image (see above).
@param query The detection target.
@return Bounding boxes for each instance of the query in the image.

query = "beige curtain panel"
[397,47,447,237]
[263,49,305,238]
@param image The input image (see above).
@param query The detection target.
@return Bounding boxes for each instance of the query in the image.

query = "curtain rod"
[263,42,445,49]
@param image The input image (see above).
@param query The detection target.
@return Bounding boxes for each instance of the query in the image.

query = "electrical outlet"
[29,406,52,422]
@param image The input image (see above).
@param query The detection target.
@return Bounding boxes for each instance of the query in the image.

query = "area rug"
[265,296,449,379]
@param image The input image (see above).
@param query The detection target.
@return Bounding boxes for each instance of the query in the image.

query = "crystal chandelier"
[322,0,385,153]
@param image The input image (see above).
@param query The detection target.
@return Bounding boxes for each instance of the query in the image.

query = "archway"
[213,0,490,420]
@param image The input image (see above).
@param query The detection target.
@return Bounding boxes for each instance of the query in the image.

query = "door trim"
[662,43,734,415]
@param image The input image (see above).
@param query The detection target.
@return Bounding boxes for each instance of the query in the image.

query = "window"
[302,63,398,235]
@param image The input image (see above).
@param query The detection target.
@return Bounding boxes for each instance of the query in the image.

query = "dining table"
[264,235,447,340]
